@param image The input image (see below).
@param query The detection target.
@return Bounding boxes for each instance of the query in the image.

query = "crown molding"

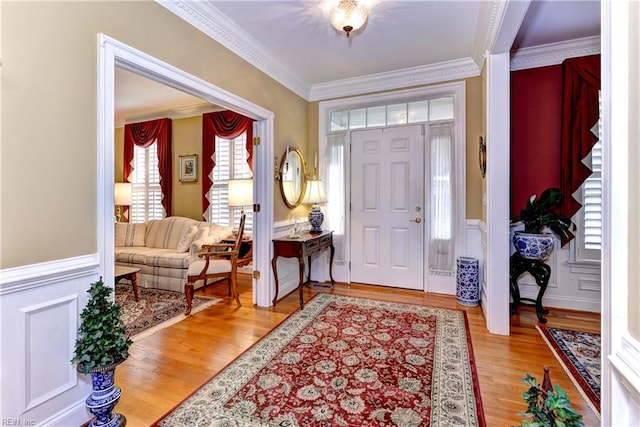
[510,36,601,71]
[161,0,544,101]
[308,58,480,102]
[157,0,311,100]
[472,0,506,66]
[115,103,223,128]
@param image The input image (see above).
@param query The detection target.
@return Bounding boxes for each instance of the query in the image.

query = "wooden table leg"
[130,272,139,301]
[298,257,305,309]
[328,242,336,286]
[271,255,280,306]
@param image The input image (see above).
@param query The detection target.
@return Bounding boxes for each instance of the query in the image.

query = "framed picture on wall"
[179,154,198,182]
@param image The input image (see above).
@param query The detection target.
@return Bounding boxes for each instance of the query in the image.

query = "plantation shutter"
[131,141,164,223]
[575,98,602,262]
[209,134,253,233]
[209,139,231,226]
[583,140,602,251]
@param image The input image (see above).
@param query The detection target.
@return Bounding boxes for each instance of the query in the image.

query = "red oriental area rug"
[155,294,485,426]
[116,284,220,340]
[536,325,601,418]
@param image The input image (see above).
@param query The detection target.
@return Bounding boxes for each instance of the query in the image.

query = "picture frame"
[179,154,198,182]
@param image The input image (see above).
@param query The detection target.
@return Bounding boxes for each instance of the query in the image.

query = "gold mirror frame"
[278,147,307,208]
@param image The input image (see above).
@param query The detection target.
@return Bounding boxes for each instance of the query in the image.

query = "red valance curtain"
[202,111,254,217]
[560,54,600,243]
[123,118,173,217]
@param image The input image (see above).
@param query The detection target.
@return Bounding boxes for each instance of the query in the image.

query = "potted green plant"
[71,278,132,427]
[512,188,576,260]
[517,368,584,427]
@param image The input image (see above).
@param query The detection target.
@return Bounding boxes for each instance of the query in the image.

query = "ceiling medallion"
[329,0,369,38]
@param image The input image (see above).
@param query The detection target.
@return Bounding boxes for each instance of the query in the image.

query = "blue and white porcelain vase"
[308,205,324,234]
[512,231,554,260]
[85,363,126,427]
[456,257,480,306]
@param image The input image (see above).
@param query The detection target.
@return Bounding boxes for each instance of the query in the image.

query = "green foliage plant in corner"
[517,371,584,427]
[71,278,132,374]
[515,187,576,241]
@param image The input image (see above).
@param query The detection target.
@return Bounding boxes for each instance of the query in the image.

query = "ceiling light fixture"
[329,0,369,38]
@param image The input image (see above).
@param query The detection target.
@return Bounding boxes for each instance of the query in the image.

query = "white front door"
[350,125,424,289]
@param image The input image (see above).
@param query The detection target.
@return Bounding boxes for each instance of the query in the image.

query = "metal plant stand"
[509,252,551,323]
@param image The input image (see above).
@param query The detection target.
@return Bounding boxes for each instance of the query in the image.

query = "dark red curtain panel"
[560,54,600,243]
[202,111,254,217]
[123,118,173,217]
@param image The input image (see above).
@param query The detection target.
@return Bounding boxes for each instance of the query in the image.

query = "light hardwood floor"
[115,275,601,426]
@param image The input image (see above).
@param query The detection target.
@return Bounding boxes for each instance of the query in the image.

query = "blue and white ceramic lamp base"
[308,205,324,233]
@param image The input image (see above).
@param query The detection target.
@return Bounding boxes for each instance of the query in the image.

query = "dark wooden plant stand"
[509,252,551,323]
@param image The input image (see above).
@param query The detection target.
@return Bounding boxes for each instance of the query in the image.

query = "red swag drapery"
[124,118,173,217]
[560,54,601,243]
[202,111,254,217]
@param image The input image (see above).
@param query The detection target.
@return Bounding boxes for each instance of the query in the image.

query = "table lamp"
[114,182,132,223]
[228,178,253,216]
[302,179,327,233]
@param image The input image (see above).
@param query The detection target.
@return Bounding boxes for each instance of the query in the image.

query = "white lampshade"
[228,179,253,208]
[114,183,132,206]
[302,180,327,205]
[330,0,369,38]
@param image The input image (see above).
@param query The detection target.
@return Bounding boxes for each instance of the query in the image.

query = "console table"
[271,231,335,309]
[509,252,551,323]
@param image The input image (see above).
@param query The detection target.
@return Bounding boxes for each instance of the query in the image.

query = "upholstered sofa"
[114,216,233,294]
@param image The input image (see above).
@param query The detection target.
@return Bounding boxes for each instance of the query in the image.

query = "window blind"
[582,140,602,250]
[131,141,163,223]
[209,133,253,233]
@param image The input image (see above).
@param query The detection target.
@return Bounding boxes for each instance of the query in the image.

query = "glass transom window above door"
[329,97,454,131]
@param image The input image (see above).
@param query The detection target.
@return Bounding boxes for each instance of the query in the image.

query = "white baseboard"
[517,290,601,313]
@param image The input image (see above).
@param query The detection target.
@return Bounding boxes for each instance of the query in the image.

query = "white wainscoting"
[0,255,100,426]
[465,219,488,309]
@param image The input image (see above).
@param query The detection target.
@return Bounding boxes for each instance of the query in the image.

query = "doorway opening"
[98,34,275,307]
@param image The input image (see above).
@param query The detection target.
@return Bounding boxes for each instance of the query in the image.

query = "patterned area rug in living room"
[154,293,485,427]
[536,325,601,418]
[115,284,221,341]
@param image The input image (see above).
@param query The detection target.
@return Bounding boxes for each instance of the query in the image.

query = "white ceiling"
[115,0,600,124]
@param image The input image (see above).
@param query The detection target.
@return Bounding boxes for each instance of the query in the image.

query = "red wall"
[510,65,562,219]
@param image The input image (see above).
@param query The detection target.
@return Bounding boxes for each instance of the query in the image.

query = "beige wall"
[0,1,485,269]
[1,1,308,269]
[170,116,203,220]
[464,76,484,220]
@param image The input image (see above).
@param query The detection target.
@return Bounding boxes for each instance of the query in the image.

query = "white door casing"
[97,34,275,307]
[350,125,425,290]
[318,83,466,290]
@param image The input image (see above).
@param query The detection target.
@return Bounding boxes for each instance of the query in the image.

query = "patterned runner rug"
[536,325,600,418]
[154,293,485,426]
[116,284,220,341]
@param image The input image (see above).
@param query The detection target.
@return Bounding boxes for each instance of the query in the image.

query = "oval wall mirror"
[279,147,307,208]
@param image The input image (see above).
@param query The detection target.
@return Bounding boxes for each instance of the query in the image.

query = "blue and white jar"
[456,257,480,306]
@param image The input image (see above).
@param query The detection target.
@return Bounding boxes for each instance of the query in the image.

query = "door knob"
[410,217,422,223]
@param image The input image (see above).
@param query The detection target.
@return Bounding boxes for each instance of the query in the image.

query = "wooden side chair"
[184,213,246,314]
